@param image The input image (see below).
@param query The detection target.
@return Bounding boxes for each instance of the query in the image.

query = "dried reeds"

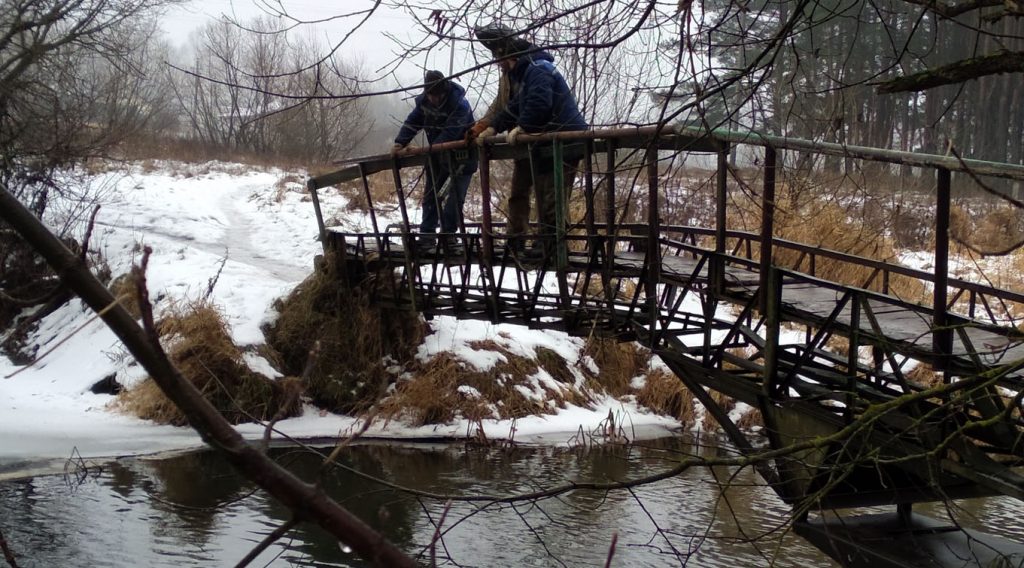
[117,301,302,425]
[581,335,647,396]
[731,183,928,303]
[635,368,695,425]
[337,172,399,214]
[378,343,589,426]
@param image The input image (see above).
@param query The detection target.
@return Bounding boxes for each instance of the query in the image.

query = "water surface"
[1,437,1019,567]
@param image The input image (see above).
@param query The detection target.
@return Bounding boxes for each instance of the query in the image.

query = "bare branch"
[0,182,417,567]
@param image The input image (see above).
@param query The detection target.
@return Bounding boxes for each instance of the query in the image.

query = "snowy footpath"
[0,162,680,476]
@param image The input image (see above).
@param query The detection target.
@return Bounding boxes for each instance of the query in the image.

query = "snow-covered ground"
[0,161,686,473]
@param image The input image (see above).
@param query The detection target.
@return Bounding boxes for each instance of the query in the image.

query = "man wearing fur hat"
[393,70,477,251]
[469,23,588,258]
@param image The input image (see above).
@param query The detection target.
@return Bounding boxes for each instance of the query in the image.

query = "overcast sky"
[159,0,488,88]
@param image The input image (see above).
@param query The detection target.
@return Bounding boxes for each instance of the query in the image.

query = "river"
[1,436,1021,567]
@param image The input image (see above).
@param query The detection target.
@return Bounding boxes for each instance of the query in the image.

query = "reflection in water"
[0,436,1020,566]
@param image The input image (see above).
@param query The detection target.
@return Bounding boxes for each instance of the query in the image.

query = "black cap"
[424,70,447,96]
[502,38,532,58]
[474,23,517,56]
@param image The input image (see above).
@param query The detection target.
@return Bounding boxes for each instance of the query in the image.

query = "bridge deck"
[335,231,1024,383]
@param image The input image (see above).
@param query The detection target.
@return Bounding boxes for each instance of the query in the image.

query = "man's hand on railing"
[474,127,496,147]
[465,120,491,144]
[390,143,405,157]
[506,126,525,145]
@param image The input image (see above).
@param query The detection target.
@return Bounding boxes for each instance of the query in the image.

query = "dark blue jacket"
[395,81,478,173]
[492,51,588,135]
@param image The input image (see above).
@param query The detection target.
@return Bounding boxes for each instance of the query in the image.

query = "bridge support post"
[934,167,952,373]
[390,160,417,312]
[307,179,328,255]
[759,146,777,313]
[646,145,661,346]
[553,140,568,272]
[479,145,501,321]
[603,139,618,321]
[358,163,382,253]
[763,266,782,399]
[713,147,729,297]
[479,146,494,264]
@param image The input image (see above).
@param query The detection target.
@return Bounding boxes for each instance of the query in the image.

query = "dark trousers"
[421,164,473,235]
[507,156,580,240]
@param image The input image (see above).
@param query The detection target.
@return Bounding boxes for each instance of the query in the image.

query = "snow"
[0,161,681,473]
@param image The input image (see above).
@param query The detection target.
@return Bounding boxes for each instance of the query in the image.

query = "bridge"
[308,126,1024,567]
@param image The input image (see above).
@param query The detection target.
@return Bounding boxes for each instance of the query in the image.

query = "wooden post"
[759,146,777,312]
[934,167,952,371]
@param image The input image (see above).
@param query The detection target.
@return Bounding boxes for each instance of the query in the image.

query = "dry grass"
[117,301,301,425]
[730,183,928,303]
[906,363,941,389]
[635,368,695,425]
[378,342,589,426]
[957,204,1024,255]
[272,174,304,202]
[581,335,647,396]
[701,390,736,431]
[114,134,319,170]
[573,275,640,303]
[265,259,424,413]
[535,346,574,384]
[735,407,764,430]
[336,172,399,215]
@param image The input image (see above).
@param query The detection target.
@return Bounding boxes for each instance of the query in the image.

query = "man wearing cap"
[469,24,588,258]
[393,70,477,250]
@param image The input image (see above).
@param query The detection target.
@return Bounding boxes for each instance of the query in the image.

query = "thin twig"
[0,527,19,568]
[79,204,101,264]
[602,531,618,568]
[233,517,299,568]
[203,254,228,302]
[429,500,453,568]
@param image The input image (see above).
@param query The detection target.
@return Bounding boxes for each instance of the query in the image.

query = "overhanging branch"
[876,50,1024,93]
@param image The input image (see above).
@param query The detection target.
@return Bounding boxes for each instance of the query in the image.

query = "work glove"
[506,126,525,145]
[474,127,496,147]
[390,143,405,156]
[465,120,491,143]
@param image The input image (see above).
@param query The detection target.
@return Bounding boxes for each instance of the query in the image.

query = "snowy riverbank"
[0,161,684,473]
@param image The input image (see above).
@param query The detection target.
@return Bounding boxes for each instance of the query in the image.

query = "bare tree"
[0,1,418,563]
[0,0,182,346]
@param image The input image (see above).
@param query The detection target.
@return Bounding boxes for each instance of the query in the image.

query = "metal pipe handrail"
[309,124,1024,192]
